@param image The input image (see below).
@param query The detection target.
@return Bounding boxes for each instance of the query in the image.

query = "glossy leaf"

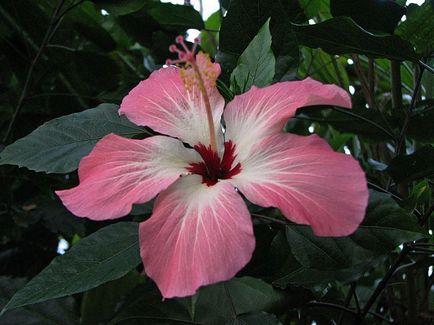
[193,277,287,325]
[107,282,196,325]
[147,2,204,31]
[0,104,146,173]
[286,191,426,271]
[80,271,144,324]
[92,0,147,16]
[0,277,79,325]
[396,2,434,56]
[227,312,283,325]
[331,0,406,33]
[1,222,141,313]
[293,17,418,61]
[299,0,331,19]
[219,0,299,79]
[387,146,434,183]
[230,20,275,93]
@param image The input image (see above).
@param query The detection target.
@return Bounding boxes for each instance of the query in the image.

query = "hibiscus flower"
[57,36,368,298]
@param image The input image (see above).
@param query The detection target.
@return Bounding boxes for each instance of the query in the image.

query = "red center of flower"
[187,141,242,186]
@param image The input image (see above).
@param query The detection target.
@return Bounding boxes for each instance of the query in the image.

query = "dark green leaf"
[298,48,349,89]
[387,145,434,183]
[1,222,141,313]
[227,312,282,325]
[108,281,195,325]
[286,191,425,271]
[65,2,117,51]
[0,104,146,173]
[230,20,275,93]
[293,17,418,61]
[295,105,396,141]
[219,0,299,79]
[0,277,79,325]
[193,277,286,325]
[147,2,204,31]
[92,0,147,16]
[407,103,434,141]
[351,191,427,251]
[396,2,434,56]
[331,0,406,33]
[81,271,144,325]
[299,0,331,19]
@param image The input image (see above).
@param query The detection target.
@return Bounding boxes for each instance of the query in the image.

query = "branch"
[419,60,434,74]
[360,244,411,318]
[2,0,85,144]
[359,204,432,319]
[395,65,425,157]
[391,60,402,110]
[351,54,375,109]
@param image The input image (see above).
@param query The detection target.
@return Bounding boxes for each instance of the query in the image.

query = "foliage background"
[0,0,433,324]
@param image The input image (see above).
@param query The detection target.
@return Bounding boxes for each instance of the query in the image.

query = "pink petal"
[231,134,368,236]
[139,175,255,298]
[119,66,224,147]
[224,77,351,161]
[56,134,200,220]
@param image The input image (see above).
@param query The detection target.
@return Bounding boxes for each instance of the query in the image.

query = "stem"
[351,54,375,108]
[391,60,402,110]
[330,106,395,140]
[418,60,434,74]
[359,202,433,320]
[330,55,345,89]
[190,60,218,152]
[0,0,87,143]
[368,58,375,95]
[360,245,411,318]
[395,66,424,157]
[2,0,66,143]
[338,283,356,325]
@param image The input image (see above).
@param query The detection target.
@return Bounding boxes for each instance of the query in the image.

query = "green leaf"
[295,105,396,141]
[200,11,221,57]
[298,48,350,89]
[270,231,374,290]
[81,271,144,325]
[147,2,204,31]
[92,0,147,16]
[331,0,406,33]
[0,277,79,325]
[407,103,434,141]
[387,145,434,183]
[1,222,141,313]
[286,191,426,271]
[293,17,419,61]
[65,2,117,51]
[0,104,146,173]
[193,277,286,325]
[107,281,196,325]
[396,2,434,56]
[230,20,275,93]
[219,0,299,80]
[227,312,283,325]
[299,0,331,19]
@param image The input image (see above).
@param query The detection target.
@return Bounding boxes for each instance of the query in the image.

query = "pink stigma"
[166,35,200,65]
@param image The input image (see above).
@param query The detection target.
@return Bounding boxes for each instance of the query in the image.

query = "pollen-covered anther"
[166,36,219,92]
